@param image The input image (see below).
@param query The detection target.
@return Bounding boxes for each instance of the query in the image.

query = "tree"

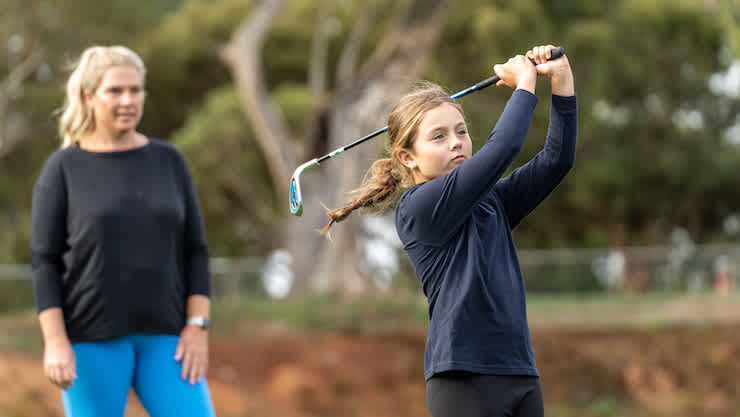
[0,0,46,159]
[222,0,451,293]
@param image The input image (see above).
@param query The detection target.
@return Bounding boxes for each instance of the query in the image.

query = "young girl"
[324,45,576,417]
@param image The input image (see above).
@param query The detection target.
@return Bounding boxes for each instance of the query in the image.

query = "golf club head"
[289,159,320,216]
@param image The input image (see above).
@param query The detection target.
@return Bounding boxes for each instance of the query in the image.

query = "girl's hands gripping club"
[526,44,574,96]
[493,54,538,92]
[493,45,572,95]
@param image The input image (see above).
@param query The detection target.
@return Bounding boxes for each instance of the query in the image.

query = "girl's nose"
[450,136,463,150]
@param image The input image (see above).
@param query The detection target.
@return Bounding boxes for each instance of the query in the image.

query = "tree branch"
[335,0,383,88]
[0,41,45,159]
[358,0,450,88]
[221,0,295,200]
[309,0,336,101]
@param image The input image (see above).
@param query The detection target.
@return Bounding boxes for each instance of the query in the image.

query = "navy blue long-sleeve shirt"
[395,90,577,380]
[30,138,211,343]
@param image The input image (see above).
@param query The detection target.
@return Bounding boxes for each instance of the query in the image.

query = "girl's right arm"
[398,55,538,245]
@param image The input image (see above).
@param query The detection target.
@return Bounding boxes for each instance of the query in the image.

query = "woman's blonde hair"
[322,82,463,235]
[58,45,146,148]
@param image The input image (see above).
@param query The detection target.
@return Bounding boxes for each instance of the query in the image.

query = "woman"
[324,45,576,417]
[31,45,216,417]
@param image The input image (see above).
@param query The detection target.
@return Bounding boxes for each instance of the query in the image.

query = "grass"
[3,291,740,351]
[525,291,740,329]
[212,291,429,334]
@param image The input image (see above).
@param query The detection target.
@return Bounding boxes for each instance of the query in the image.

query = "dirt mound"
[2,325,739,417]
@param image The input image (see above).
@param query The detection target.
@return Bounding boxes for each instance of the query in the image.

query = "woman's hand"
[175,324,209,385]
[493,54,537,93]
[526,44,574,96]
[44,338,76,390]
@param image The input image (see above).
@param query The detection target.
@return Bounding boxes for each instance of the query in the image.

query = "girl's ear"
[396,149,417,169]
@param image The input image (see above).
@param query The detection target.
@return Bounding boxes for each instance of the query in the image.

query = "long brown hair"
[322,82,463,235]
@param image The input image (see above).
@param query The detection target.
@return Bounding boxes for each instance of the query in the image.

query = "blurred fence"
[2,243,738,312]
[518,243,739,294]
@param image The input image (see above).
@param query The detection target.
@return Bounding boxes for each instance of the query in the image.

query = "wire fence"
[2,243,738,311]
[518,243,739,294]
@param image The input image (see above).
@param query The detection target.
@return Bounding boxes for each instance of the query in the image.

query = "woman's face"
[86,65,145,137]
[399,102,472,183]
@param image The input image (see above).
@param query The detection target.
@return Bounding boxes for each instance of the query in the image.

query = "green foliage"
[2,0,740,264]
[272,82,317,133]
[136,0,252,137]
[716,0,740,56]
[512,0,740,247]
[172,85,280,256]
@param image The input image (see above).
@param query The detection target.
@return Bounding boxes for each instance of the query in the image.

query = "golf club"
[290,46,565,216]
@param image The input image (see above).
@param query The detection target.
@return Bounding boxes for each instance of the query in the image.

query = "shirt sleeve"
[397,89,538,246]
[492,94,577,228]
[176,151,211,298]
[30,153,67,312]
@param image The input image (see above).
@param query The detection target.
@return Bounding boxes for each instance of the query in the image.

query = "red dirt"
[2,325,740,417]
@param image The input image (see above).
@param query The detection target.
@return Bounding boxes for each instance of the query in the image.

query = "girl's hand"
[493,54,537,93]
[526,44,574,96]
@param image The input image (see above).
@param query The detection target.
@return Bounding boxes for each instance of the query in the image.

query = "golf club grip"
[474,46,566,91]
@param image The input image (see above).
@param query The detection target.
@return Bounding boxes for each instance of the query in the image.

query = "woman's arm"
[177,151,211,298]
[39,308,76,389]
[31,154,76,388]
[174,150,211,384]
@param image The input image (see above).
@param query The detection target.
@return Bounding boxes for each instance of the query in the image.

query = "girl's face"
[398,103,472,184]
[85,65,145,137]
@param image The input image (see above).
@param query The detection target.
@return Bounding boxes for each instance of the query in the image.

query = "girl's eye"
[458,130,467,135]
[433,134,444,141]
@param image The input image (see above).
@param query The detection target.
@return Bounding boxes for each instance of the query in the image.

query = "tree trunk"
[226,0,450,294]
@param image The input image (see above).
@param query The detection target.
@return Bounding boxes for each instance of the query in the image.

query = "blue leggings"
[61,334,216,417]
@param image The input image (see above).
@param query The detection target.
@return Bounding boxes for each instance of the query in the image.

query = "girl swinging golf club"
[323,44,577,417]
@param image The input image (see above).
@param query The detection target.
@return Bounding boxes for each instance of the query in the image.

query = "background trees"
[1,0,738,292]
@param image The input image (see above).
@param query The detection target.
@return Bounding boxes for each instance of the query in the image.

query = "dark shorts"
[426,371,543,417]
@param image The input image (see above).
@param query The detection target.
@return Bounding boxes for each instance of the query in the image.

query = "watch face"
[188,316,210,329]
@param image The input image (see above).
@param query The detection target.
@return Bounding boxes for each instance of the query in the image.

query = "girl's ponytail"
[321,157,407,236]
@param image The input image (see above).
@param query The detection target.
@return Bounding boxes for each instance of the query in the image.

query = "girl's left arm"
[492,94,577,228]
[493,45,577,228]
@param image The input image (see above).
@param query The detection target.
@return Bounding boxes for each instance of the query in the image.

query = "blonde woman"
[30,46,216,416]
[324,45,576,417]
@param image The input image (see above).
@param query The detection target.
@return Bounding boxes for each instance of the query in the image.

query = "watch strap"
[186,316,210,329]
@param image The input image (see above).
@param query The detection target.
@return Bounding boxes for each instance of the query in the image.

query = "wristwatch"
[187,316,211,330]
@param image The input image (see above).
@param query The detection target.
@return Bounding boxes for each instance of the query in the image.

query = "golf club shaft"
[315,46,565,164]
